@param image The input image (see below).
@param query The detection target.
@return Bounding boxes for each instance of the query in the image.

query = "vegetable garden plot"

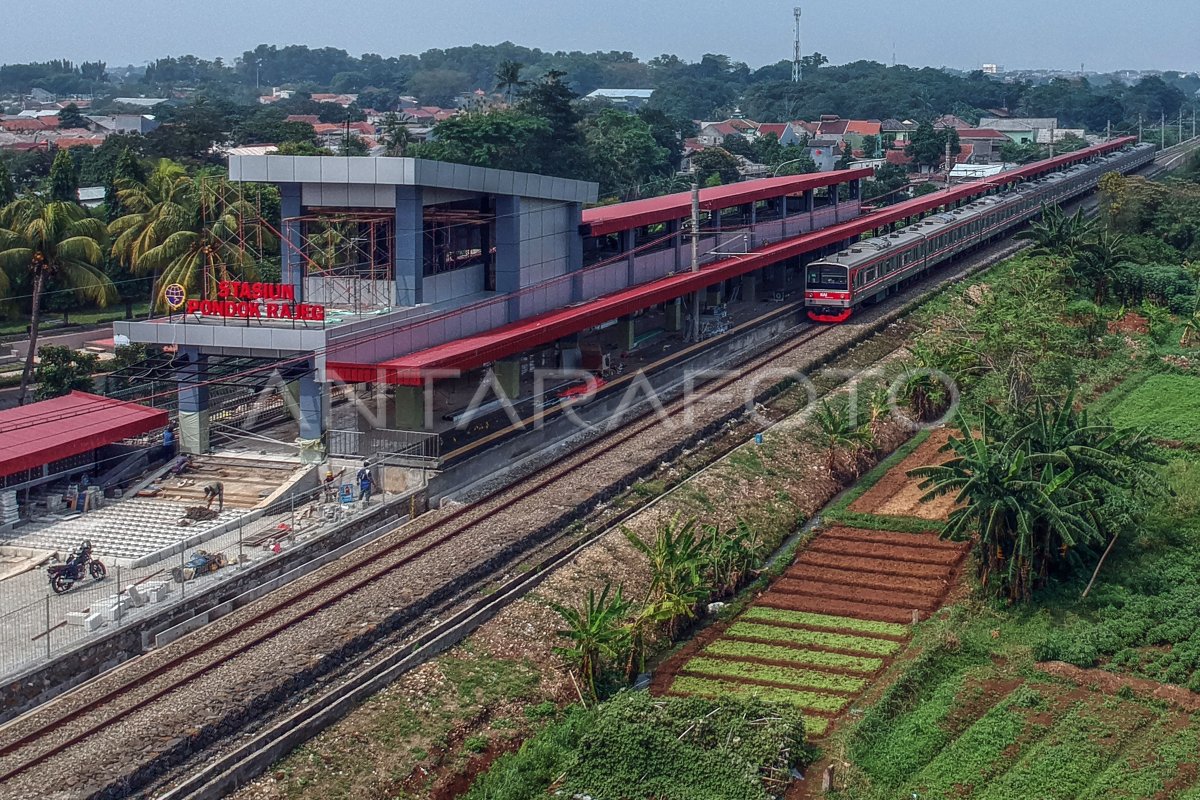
[848,428,961,520]
[659,527,967,738]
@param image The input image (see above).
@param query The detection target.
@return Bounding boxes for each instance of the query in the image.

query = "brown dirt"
[806,537,965,567]
[786,564,951,597]
[772,577,941,611]
[757,591,925,624]
[794,551,952,580]
[849,429,960,520]
[820,526,963,551]
[1108,311,1150,335]
[1037,661,1200,713]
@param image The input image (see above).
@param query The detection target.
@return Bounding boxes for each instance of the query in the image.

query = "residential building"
[957,128,1010,163]
[112,97,170,109]
[978,117,1060,145]
[881,118,917,145]
[309,93,358,108]
[584,89,655,110]
[84,114,160,135]
[697,118,759,146]
[805,138,845,171]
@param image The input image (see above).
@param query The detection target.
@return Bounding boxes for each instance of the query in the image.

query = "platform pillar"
[395,185,424,307]
[706,283,724,307]
[743,273,758,303]
[393,384,428,431]
[280,183,306,301]
[495,359,521,400]
[557,335,582,370]
[665,299,683,332]
[618,316,636,351]
[176,348,210,455]
[297,364,326,464]
[495,195,522,321]
[567,202,584,301]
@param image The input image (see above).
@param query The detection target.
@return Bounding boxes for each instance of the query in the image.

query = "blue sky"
[5,0,1196,73]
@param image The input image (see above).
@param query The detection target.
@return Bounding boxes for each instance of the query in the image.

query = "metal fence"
[328,428,440,468]
[0,474,424,682]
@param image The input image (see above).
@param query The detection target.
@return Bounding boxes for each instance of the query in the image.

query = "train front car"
[805,260,853,323]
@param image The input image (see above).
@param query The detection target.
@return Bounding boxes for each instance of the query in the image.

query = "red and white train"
[804,140,1155,323]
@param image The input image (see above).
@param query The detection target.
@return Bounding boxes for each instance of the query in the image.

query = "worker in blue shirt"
[356,461,375,504]
[162,425,176,461]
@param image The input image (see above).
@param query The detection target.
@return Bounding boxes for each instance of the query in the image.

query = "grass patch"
[703,640,884,673]
[682,657,869,693]
[671,675,849,715]
[1107,373,1200,444]
[741,607,908,638]
[727,623,903,656]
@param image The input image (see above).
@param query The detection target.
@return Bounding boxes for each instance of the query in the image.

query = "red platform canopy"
[0,391,169,479]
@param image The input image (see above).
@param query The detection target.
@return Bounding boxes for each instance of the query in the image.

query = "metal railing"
[328,428,440,468]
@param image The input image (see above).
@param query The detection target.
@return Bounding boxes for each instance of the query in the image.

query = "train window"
[807,265,848,291]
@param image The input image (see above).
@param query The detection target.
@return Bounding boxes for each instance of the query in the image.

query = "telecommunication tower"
[792,7,803,82]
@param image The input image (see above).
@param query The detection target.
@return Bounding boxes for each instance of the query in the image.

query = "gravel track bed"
[0,229,1040,799]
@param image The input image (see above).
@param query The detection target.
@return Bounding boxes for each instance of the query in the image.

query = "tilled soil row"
[805,538,964,567]
[819,526,965,552]
[795,551,954,579]
[757,592,922,625]
[676,668,860,698]
[694,651,881,678]
[771,578,941,612]
[785,564,951,597]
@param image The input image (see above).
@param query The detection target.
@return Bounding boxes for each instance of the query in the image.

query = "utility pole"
[944,136,952,189]
[1106,119,1111,141]
[1180,108,1185,144]
[1162,111,1167,149]
[690,170,701,344]
[1138,114,1143,143]
[792,7,803,83]
[1049,125,1055,159]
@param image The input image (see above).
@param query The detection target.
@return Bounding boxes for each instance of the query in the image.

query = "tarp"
[0,391,168,478]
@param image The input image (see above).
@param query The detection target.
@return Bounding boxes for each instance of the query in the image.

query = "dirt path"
[850,428,959,520]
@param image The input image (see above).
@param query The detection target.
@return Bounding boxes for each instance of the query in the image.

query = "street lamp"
[773,158,811,177]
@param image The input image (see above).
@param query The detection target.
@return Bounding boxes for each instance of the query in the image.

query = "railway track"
[0,309,848,799]
[0,151,1170,799]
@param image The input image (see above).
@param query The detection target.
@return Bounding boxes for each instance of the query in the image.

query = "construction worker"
[356,461,375,504]
[203,481,224,512]
[323,467,345,502]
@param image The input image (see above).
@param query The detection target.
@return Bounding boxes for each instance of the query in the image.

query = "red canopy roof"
[329,138,1137,386]
[581,168,874,237]
[0,391,168,479]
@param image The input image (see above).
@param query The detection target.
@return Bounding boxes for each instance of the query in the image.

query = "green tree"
[581,109,670,199]
[905,121,960,172]
[48,148,78,202]
[0,198,114,405]
[549,583,631,703]
[814,400,872,478]
[379,112,415,157]
[415,109,552,174]
[274,140,334,156]
[861,134,879,159]
[1073,230,1130,304]
[34,345,98,400]
[911,400,1162,602]
[624,515,710,640]
[835,141,856,170]
[690,147,741,185]
[1016,204,1097,259]
[57,102,88,130]
[519,69,589,178]
[0,160,14,205]
[104,146,146,222]
[108,160,261,310]
[493,60,527,105]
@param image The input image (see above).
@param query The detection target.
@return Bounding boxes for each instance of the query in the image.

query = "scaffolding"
[278,210,394,315]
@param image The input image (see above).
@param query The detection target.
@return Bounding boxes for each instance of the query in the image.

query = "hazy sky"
[5,0,1196,74]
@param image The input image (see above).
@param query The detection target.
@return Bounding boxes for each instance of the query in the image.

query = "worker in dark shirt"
[203,481,224,512]
[356,462,375,504]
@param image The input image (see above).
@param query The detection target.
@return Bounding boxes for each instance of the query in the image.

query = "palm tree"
[549,583,631,703]
[0,198,115,405]
[910,400,1161,602]
[1180,309,1200,347]
[109,160,261,312]
[624,516,710,639]
[702,520,762,598]
[1073,230,1129,304]
[1016,204,1096,259]
[494,60,527,105]
[814,400,872,478]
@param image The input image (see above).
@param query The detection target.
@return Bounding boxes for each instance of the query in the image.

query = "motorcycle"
[47,541,107,594]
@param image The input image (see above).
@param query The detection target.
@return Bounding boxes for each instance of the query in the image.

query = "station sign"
[184,281,326,321]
